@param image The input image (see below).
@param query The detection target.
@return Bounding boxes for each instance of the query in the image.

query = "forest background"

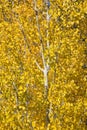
[0,0,87,130]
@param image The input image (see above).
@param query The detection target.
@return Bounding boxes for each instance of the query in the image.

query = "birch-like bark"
[45,1,51,127]
[33,0,49,91]
[33,0,51,127]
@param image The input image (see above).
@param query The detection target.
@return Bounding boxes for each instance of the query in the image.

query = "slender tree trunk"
[34,0,51,128]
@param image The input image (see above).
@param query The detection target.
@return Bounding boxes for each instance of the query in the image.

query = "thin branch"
[35,61,44,72]
[14,13,31,52]
[41,44,46,68]
[46,2,50,66]
[33,0,46,68]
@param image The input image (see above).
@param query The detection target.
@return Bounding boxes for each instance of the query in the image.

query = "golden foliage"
[0,0,87,129]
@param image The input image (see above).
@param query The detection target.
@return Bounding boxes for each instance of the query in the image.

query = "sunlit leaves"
[0,0,87,130]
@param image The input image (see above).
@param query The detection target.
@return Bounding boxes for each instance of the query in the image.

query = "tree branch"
[35,60,44,72]
[33,0,46,68]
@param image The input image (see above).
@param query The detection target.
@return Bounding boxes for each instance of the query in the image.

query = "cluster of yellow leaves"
[0,0,87,130]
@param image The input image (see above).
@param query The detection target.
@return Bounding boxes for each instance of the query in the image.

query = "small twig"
[35,60,44,72]
[33,0,46,68]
